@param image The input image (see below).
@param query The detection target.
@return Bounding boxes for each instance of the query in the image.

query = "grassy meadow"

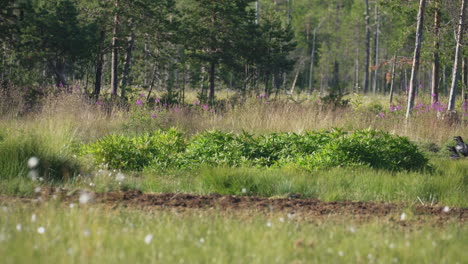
[0,91,467,263]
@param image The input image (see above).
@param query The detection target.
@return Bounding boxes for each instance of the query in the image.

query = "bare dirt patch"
[1,188,466,223]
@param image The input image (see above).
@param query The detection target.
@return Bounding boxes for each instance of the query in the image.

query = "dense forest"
[0,0,467,114]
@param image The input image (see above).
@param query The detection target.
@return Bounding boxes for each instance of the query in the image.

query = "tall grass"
[132,158,467,207]
[0,203,466,264]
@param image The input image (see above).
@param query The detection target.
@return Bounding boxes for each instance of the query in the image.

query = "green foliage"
[84,129,428,172]
[82,128,185,170]
[291,130,429,171]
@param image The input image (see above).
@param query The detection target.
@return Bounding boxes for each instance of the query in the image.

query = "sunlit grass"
[0,203,466,264]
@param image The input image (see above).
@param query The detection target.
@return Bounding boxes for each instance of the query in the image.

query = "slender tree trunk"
[389,53,397,104]
[406,0,426,119]
[373,2,380,95]
[93,31,105,99]
[308,20,324,95]
[448,0,467,111]
[363,0,371,93]
[431,0,441,104]
[354,48,360,93]
[462,57,467,101]
[146,64,158,101]
[120,30,135,99]
[209,61,215,105]
[110,2,119,98]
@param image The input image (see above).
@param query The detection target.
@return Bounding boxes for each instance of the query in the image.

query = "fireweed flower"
[154,97,160,103]
[201,104,209,111]
[193,100,199,105]
[462,100,468,112]
[140,93,145,97]
[135,99,144,106]
[396,105,401,111]
[151,113,157,119]
[390,105,396,112]
[173,107,181,113]
[378,112,385,118]
[431,93,437,97]
[96,100,103,106]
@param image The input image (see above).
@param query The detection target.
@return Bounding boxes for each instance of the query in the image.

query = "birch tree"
[447,0,467,111]
[406,0,426,119]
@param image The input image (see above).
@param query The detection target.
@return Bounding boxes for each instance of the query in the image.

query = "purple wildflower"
[378,112,385,118]
[173,107,180,113]
[415,103,424,109]
[201,104,209,111]
[193,100,200,105]
[154,97,160,103]
[462,100,468,112]
[140,93,145,97]
[431,93,437,97]
[396,105,401,111]
[135,99,144,106]
[59,81,64,88]
[163,103,168,108]
[96,100,103,106]
[390,105,396,112]
[151,113,157,119]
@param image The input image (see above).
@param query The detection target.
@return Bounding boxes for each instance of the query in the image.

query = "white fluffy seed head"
[27,157,39,169]
[443,206,450,213]
[79,192,93,204]
[144,234,153,244]
[115,173,125,182]
[37,227,45,234]
[400,213,407,221]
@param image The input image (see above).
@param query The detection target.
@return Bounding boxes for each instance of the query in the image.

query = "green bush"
[83,128,185,170]
[288,130,429,171]
[83,129,428,172]
[182,130,255,167]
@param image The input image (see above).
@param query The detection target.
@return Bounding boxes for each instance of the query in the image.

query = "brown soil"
[2,188,466,223]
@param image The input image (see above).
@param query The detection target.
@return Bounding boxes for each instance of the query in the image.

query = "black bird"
[448,146,460,160]
[454,136,468,157]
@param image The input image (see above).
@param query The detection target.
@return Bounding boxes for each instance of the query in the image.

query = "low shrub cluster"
[83,129,429,172]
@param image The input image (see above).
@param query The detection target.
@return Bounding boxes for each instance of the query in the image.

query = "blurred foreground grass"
[0,202,466,264]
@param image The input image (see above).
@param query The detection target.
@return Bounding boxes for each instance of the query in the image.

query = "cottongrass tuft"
[37,227,45,234]
[400,213,407,221]
[79,192,94,204]
[144,234,153,244]
[31,214,36,222]
[16,224,22,231]
[27,157,39,169]
[266,221,272,227]
[115,173,125,182]
[443,206,450,213]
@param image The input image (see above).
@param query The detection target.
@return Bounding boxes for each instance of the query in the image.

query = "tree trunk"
[389,53,397,104]
[431,0,441,104]
[462,57,467,101]
[209,61,215,105]
[406,0,426,119]
[363,0,371,93]
[308,20,324,95]
[447,0,467,111]
[120,30,135,99]
[110,3,119,98]
[93,30,105,99]
[373,2,380,95]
